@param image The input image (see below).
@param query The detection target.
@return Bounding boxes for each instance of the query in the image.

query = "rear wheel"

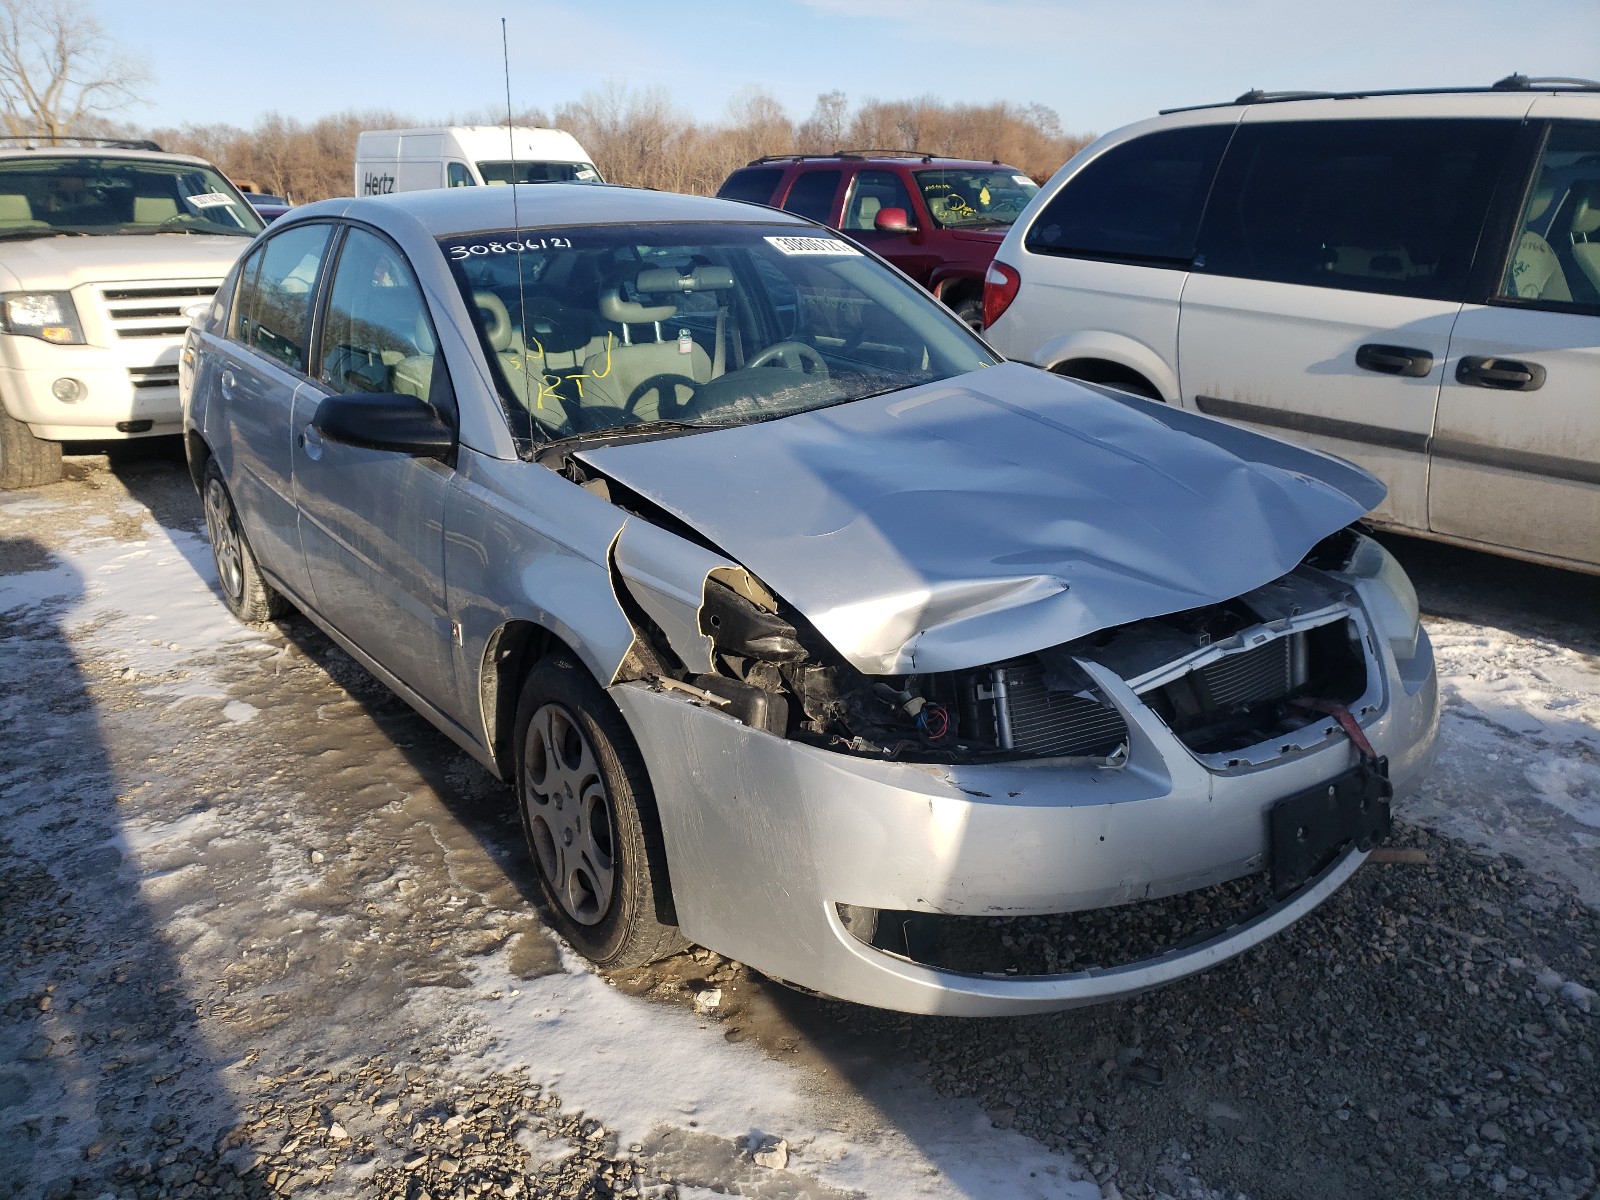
[202,458,288,623]
[0,406,63,489]
[951,294,984,332]
[514,657,684,968]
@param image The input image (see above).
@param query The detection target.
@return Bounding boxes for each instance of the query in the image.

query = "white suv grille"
[97,281,220,340]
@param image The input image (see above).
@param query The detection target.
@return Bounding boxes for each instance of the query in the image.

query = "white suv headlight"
[1339,533,1420,662]
[2,291,86,344]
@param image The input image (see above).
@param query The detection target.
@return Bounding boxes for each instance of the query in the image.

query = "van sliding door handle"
[1355,344,1434,377]
[1455,355,1546,391]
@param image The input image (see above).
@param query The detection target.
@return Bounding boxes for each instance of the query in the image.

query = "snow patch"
[456,947,1096,1199]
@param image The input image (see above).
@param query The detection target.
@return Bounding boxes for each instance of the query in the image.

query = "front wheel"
[202,458,288,623]
[0,406,63,489]
[514,657,684,968]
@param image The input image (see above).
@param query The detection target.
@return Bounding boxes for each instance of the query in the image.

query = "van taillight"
[983,261,1021,329]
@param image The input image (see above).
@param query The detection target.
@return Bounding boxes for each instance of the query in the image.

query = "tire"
[514,656,684,968]
[202,458,288,624]
[0,405,64,489]
[951,294,984,332]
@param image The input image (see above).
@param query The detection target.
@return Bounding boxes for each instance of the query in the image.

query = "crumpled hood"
[0,232,251,291]
[580,362,1385,675]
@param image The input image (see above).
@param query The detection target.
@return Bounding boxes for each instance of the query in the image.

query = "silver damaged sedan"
[180,184,1439,1015]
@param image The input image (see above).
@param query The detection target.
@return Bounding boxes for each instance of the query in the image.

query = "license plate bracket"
[1269,758,1392,896]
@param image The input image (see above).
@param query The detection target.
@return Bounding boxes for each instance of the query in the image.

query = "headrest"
[1572,192,1600,235]
[1526,188,1555,223]
[635,265,735,294]
[599,286,676,324]
[473,291,512,351]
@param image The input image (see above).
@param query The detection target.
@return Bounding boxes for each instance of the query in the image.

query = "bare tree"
[0,0,147,141]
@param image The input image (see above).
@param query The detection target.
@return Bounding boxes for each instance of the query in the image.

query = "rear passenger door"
[1430,117,1600,568]
[778,168,843,227]
[1178,115,1518,532]
[293,224,461,711]
[211,221,333,603]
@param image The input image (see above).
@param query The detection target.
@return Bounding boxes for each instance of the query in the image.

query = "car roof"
[1159,74,1600,116]
[0,143,216,167]
[310,183,819,235]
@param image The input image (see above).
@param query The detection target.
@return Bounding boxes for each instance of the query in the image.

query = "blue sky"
[109,0,1599,138]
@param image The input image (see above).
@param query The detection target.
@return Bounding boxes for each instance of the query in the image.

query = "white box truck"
[353,126,602,196]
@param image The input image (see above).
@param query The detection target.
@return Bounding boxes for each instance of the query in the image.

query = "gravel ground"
[1,445,1596,1200]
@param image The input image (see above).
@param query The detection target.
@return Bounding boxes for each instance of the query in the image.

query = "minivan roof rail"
[1160,74,1600,115]
[0,135,163,151]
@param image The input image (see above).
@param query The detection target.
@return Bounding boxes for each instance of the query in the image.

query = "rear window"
[1198,118,1518,300]
[717,167,784,205]
[1025,125,1231,266]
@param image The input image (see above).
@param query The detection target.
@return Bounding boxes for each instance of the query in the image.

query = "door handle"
[219,367,236,399]
[1355,344,1434,378]
[300,423,324,460]
[1455,355,1546,392]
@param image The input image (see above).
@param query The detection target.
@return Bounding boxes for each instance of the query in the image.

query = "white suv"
[984,75,1600,575]
[0,138,262,487]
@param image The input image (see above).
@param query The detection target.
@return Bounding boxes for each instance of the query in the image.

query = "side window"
[780,169,842,224]
[229,244,265,342]
[1200,118,1517,300]
[716,167,784,204]
[447,162,476,187]
[236,222,331,371]
[1498,121,1600,309]
[842,170,915,231]
[318,227,443,406]
[1025,125,1231,265]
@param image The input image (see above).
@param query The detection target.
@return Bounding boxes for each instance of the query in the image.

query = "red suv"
[717,152,1039,326]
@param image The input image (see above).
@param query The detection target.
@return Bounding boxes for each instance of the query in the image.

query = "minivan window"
[780,170,842,224]
[717,167,784,206]
[1498,121,1600,310]
[232,222,331,373]
[1025,125,1230,265]
[1199,118,1518,300]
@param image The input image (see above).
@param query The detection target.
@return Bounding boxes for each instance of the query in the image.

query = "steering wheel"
[746,341,829,377]
[624,374,700,421]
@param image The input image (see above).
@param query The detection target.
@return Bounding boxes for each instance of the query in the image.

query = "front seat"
[1508,189,1573,302]
[1567,189,1600,296]
[578,287,711,423]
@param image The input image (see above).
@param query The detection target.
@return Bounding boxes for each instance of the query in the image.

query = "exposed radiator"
[993,661,1128,758]
[1196,635,1295,710]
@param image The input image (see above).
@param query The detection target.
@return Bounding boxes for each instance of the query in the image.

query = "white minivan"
[983,76,1600,576]
[353,126,602,196]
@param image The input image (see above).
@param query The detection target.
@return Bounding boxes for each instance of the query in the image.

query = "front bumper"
[613,627,1438,1016]
[0,340,183,441]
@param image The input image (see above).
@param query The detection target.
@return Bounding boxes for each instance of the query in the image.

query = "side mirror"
[874,207,912,233]
[313,392,454,458]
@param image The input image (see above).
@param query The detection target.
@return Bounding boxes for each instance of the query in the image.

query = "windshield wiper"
[532,419,712,462]
[0,227,92,241]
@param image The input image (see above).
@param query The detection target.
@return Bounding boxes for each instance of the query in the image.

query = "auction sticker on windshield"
[764,236,860,256]
[188,193,238,208]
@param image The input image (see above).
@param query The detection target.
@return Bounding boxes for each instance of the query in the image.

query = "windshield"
[475,161,603,185]
[915,168,1039,229]
[0,156,264,237]
[440,222,997,447]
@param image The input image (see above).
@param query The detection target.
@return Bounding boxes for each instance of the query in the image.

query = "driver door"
[293,225,461,712]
